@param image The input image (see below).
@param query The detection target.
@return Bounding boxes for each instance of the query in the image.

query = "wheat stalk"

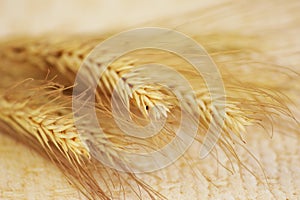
[0,35,259,133]
[0,32,298,199]
[0,34,297,159]
[0,80,88,162]
[0,79,169,199]
[0,37,177,119]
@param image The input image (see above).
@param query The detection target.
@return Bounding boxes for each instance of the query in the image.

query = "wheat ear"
[0,33,299,199]
[0,78,168,199]
[0,37,174,119]
[0,34,297,162]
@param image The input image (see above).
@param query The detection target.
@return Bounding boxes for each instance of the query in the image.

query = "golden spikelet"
[0,12,299,199]
[0,79,168,199]
[0,80,89,163]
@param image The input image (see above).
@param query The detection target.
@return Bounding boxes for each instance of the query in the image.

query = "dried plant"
[0,79,170,199]
[0,4,299,198]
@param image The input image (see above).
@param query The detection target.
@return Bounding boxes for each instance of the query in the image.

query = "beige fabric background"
[0,0,299,199]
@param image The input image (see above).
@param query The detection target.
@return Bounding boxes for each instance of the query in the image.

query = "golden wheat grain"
[0,35,257,139]
[0,31,299,200]
[0,34,297,161]
[0,79,168,199]
[0,80,89,163]
[0,37,177,119]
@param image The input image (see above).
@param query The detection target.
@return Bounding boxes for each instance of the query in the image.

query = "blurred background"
[0,0,218,36]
